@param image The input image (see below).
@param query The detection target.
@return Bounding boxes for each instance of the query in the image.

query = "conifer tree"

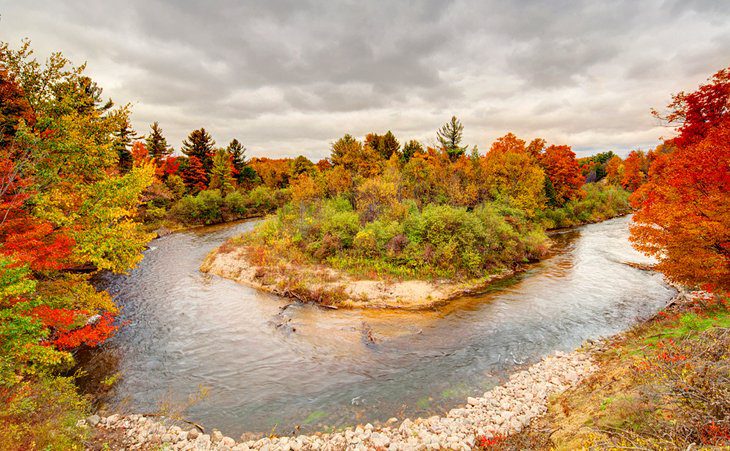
[226,138,246,175]
[437,116,467,161]
[113,117,138,173]
[181,128,215,173]
[146,122,172,159]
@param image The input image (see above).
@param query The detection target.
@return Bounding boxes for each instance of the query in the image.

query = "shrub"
[224,191,248,216]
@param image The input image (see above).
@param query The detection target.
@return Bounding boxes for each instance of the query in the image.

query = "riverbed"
[79,215,674,438]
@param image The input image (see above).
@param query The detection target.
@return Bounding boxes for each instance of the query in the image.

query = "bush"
[224,191,248,216]
[541,183,631,228]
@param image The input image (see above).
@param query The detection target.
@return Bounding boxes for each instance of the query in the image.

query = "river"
[78,215,674,438]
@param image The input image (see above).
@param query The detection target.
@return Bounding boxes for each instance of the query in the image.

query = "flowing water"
[79,215,674,437]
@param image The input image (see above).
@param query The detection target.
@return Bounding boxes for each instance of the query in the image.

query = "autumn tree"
[209,148,236,195]
[365,131,400,160]
[291,155,315,176]
[621,150,647,191]
[0,67,35,148]
[181,127,215,174]
[181,156,207,193]
[632,67,730,293]
[653,67,730,148]
[146,121,172,159]
[330,134,383,178]
[605,155,623,185]
[437,116,468,161]
[538,145,584,206]
[482,133,545,215]
[0,39,155,407]
[401,139,423,163]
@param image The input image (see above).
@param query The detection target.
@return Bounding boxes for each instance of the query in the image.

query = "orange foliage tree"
[621,150,647,191]
[631,67,730,293]
[538,145,584,205]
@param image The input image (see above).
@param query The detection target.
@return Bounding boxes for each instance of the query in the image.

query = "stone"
[187,428,200,440]
[87,415,101,427]
[106,414,120,425]
[211,429,224,443]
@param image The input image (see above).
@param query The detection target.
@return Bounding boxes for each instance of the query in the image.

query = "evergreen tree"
[401,139,423,163]
[437,116,468,161]
[226,138,246,176]
[113,117,138,173]
[146,122,171,159]
[209,148,235,195]
[181,128,215,174]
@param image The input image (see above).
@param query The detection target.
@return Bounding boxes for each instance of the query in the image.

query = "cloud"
[0,0,727,159]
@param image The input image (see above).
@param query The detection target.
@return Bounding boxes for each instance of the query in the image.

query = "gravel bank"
[86,348,597,450]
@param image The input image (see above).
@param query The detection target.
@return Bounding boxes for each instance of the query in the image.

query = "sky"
[1,1,728,160]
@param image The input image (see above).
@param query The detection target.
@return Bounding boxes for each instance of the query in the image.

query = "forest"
[0,38,728,449]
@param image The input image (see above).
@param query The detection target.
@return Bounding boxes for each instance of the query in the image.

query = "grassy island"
[203,131,632,308]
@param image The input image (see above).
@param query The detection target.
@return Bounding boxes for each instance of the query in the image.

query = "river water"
[79,215,674,438]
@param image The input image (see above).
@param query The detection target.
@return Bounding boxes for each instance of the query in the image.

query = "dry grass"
[497,293,729,450]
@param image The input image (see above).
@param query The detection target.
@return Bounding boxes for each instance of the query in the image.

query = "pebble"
[89,349,597,450]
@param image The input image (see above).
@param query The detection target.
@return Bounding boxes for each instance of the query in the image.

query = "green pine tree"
[437,116,468,161]
[181,128,216,173]
[146,122,172,159]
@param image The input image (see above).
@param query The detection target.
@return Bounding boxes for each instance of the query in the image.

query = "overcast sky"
[1,1,728,160]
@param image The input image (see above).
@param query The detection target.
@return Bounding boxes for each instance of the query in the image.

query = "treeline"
[240,119,634,280]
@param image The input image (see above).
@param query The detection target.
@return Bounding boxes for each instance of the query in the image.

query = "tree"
[653,67,730,148]
[401,139,423,163]
[631,118,730,292]
[482,134,545,215]
[621,150,647,191]
[226,138,246,175]
[538,145,584,206]
[437,116,468,161]
[290,155,315,176]
[0,40,155,375]
[146,122,171,159]
[181,128,215,175]
[181,156,207,193]
[113,116,138,173]
[0,67,35,149]
[489,132,525,154]
[605,155,623,185]
[330,134,383,177]
[209,148,236,196]
[632,68,730,293]
[365,131,400,160]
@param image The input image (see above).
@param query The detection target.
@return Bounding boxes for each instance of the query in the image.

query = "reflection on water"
[78,216,674,437]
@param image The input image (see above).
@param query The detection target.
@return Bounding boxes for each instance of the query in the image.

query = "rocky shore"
[86,347,597,450]
[200,246,513,310]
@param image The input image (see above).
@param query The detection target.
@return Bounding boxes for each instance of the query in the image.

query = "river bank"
[86,288,730,450]
[85,345,597,450]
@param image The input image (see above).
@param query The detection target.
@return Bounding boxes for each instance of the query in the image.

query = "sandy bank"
[200,246,512,309]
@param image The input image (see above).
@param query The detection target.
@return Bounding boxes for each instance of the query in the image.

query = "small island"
[202,126,631,309]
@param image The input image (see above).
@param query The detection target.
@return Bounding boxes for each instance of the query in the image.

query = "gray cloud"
[0,0,728,160]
